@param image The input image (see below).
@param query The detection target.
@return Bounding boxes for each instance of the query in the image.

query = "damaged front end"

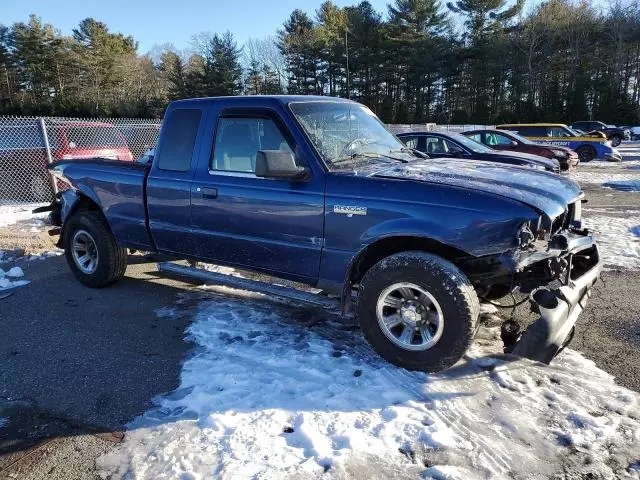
[464,196,603,364]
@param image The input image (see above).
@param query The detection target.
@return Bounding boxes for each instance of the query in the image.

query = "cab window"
[485,132,514,146]
[547,126,572,138]
[513,126,546,137]
[211,117,294,173]
[401,135,419,149]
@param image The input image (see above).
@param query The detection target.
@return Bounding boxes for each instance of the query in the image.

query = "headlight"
[605,140,612,147]
[551,149,567,158]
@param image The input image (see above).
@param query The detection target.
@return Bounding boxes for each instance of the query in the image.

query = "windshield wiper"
[332,152,410,165]
[389,147,428,159]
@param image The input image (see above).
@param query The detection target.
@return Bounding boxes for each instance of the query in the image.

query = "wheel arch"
[341,235,471,309]
[58,191,111,247]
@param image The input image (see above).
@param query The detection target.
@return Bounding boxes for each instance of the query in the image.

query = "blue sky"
[3,0,391,54]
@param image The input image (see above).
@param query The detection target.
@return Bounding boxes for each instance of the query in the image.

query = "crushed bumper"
[511,235,602,363]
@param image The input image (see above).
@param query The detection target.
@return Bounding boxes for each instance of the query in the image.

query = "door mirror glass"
[255,150,309,180]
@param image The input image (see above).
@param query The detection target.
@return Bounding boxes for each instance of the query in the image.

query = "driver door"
[189,109,325,283]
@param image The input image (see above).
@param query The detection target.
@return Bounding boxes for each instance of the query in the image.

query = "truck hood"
[369,158,581,219]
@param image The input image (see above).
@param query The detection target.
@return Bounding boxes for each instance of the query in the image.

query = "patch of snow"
[97,298,640,479]
[583,214,640,269]
[26,250,64,261]
[602,180,640,192]
[0,203,47,228]
[0,277,29,290]
[570,171,640,185]
[5,266,24,278]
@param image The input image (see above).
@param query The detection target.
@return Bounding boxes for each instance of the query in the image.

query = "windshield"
[447,132,494,153]
[289,101,408,169]
[565,127,582,137]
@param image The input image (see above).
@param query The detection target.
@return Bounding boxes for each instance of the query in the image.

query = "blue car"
[496,123,621,162]
[40,96,602,372]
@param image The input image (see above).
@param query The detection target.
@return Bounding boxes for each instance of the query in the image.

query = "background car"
[570,121,630,147]
[0,121,133,202]
[48,121,133,162]
[397,131,560,172]
[118,124,160,159]
[463,128,579,171]
[496,123,621,162]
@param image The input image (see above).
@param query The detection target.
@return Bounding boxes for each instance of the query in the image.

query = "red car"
[0,121,133,202]
[48,121,133,162]
[463,129,579,171]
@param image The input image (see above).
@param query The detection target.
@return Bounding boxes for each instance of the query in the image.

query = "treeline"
[1,0,640,124]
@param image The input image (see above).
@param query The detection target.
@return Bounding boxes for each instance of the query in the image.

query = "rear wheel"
[576,145,596,163]
[358,251,479,372]
[609,135,622,147]
[63,211,127,288]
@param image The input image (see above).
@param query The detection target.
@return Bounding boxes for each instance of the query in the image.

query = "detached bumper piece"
[512,235,602,364]
[604,151,622,162]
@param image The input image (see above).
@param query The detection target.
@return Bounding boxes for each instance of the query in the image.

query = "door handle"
[195,187,218,199]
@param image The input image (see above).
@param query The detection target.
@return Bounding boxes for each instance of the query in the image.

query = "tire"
[609,135,622,147]
[576,145,596,163]
[63,211,128,288]
[358,251,479,372]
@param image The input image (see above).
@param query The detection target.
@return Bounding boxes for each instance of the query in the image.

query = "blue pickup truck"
[42,96,602,372]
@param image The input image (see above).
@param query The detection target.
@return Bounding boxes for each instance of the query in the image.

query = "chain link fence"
[0,116,161,206]
[0,116,493,206]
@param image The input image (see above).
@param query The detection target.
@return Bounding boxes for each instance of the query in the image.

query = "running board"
[157,262,341,311]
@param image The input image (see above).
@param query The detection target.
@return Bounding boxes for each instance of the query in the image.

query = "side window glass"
[211,117,294,173]
[466,133,482,143]
[425,137,447,154]
[493,134,514,145]
[401,136,419,149]
[156,109,201,171]
[443,139,464,154]
[548,127,570,138]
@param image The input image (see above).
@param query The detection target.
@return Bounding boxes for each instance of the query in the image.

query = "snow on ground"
[583,212,640,269]
[0,203,47,228]
[570,170,640,185]
[97,292,640,480]
[0,266,29,290]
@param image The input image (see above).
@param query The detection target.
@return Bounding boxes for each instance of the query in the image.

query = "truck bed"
[53,159,153,250]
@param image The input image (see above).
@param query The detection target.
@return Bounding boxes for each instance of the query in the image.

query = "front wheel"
[576,145,596,163]
[358,251,479,372]
[610,135,622,147]
[63,211,128,288]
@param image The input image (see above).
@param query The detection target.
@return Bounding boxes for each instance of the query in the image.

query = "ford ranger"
[41,96,602,372]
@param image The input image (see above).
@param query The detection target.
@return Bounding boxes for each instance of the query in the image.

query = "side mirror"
[510,141,518,148]
[255,150,309,180]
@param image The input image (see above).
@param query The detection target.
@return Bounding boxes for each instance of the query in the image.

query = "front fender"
[360,216,523,257]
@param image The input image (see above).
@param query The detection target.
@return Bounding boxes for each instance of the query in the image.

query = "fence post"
[38,117,58,195]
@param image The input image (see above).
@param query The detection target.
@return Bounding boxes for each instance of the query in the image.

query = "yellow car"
[496,123,621,162]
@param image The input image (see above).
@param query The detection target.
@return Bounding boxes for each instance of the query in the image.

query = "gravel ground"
[0,154,639,478]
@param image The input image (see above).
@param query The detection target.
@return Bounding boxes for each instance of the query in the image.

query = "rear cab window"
[156,108,202,171]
